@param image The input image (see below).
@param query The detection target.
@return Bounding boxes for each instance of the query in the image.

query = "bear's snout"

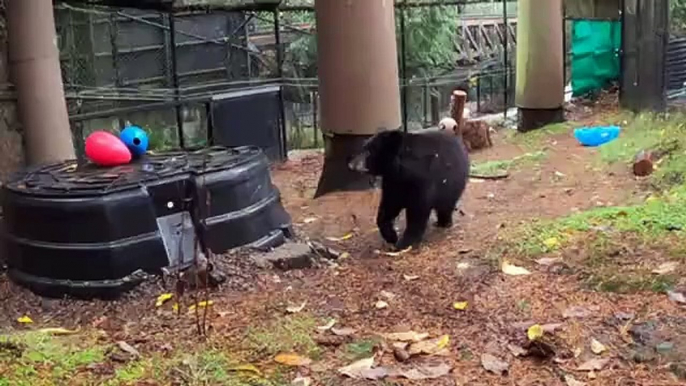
[347,152,369,173]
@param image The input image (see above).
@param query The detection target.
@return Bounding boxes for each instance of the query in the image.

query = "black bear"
[348,129,470,250]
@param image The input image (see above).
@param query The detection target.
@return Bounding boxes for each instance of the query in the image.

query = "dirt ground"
[2,98,686,385]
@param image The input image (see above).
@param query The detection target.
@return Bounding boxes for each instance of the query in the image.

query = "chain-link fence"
[55,1,518,153]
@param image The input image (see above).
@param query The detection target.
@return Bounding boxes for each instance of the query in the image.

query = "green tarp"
[570,20,622,97]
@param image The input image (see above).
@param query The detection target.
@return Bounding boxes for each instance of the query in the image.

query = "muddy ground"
[1,97,686,385]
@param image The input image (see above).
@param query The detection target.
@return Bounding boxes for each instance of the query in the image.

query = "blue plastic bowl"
[573,125,621,147]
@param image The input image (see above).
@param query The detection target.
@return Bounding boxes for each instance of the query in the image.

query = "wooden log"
[633,150,654,177]
[450,90,468,132]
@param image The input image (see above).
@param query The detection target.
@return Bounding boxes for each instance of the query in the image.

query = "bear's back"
[396,131,470,184]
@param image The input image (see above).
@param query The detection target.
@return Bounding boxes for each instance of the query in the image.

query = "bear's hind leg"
[377,197,402,245]
[435,207,454,228]
[396,204,431,250]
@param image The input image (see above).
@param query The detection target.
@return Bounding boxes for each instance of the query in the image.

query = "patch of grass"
[503,121,572,148]
[510,188,686,258]
[599,111,686,189]
[0,330,106,386]
[471,151,547,177]
[244,314,321,359]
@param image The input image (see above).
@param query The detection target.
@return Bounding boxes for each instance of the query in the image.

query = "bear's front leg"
[396,204,431,250]
[377,196,401,245]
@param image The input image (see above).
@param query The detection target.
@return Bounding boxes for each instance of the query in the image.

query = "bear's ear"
[378,129,404,155]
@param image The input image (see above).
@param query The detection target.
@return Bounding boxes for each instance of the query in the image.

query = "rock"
[656,341,675,354]
[252,242,314,270]
[670,363,686,380]
[631,348,657,363]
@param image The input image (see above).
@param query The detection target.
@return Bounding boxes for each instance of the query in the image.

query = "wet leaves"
[452,301,469,311]
[16,316,33,324]
[652,262,678,275]
[481,353,509,375]
[590,338,607,354]
[274,353,313,367]
[577,357,610,371]
[286,301,308,314]
[155,293,174,307]
[407,335,450,356]
[501,261,531,276]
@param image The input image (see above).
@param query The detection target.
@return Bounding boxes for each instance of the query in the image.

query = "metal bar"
[502,0,508,116]
[274,9,283,78]
[313,90,318,148]
[274,9,287,158]
[108,13,126,129]
[169,14,185,149]
[400,1,408,132]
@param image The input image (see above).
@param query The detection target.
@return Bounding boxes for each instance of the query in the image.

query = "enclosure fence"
[56,0,518,154]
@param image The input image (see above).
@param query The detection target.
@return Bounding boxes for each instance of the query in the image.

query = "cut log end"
[633,150,654,177]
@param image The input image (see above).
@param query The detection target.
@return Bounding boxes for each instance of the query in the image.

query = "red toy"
[85,131,132,166]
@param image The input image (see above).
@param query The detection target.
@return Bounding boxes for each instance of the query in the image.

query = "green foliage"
[672,0,686,35]
[400,5,460,77]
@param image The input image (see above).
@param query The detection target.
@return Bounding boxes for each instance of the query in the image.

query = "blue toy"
[573,125,621,147]
[120,125,149,157]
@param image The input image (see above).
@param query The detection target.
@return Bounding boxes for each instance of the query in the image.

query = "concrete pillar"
[8,0,76,165]
[313,0,401,197]
[315,0,401,135]
[515,0,565,132]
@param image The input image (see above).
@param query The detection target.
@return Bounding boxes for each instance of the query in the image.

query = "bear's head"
[347,130,403,176]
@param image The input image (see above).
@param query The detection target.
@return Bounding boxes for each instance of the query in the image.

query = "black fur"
[348,130,470,250]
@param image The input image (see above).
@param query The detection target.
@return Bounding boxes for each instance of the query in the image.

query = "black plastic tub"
[1,146,292,299]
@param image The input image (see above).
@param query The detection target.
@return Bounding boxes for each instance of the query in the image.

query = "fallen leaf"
[17,316,33,324]
[507,343,528,357]
[403,274,419,281]
[326,233,354,242]
[407,335,450,356]
[375,247,412,257]
[397,362,452,380]
[155,293,174,307]
[541,323,564,333]
[332,327,356,337]
[501,261,531,276]
[481,353,509,375]
[274,353,312,367]
[338,357,385,380]
[590,338,607,354]
[116,341,141,358]
[565,375,587,386]
[527,324,543,341]
[668,290,686,304]
[317,319,337,332]
[286,301,307,314]
[38,327,79,336]
[339,252,350,259]
[536,257,563,266]
[291,376,312,386]
[382,331,430,342]
[187,300,214,313]
[375,300,389,309]
[577,357,610,371]
[172,303,180,313]
[563,306,591,319]
[226,364,262,375]
[380,291,396,300]
[303,217,318,224]
[543,237,559,249]
[652,262,678,275]
[453,301,468,311]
